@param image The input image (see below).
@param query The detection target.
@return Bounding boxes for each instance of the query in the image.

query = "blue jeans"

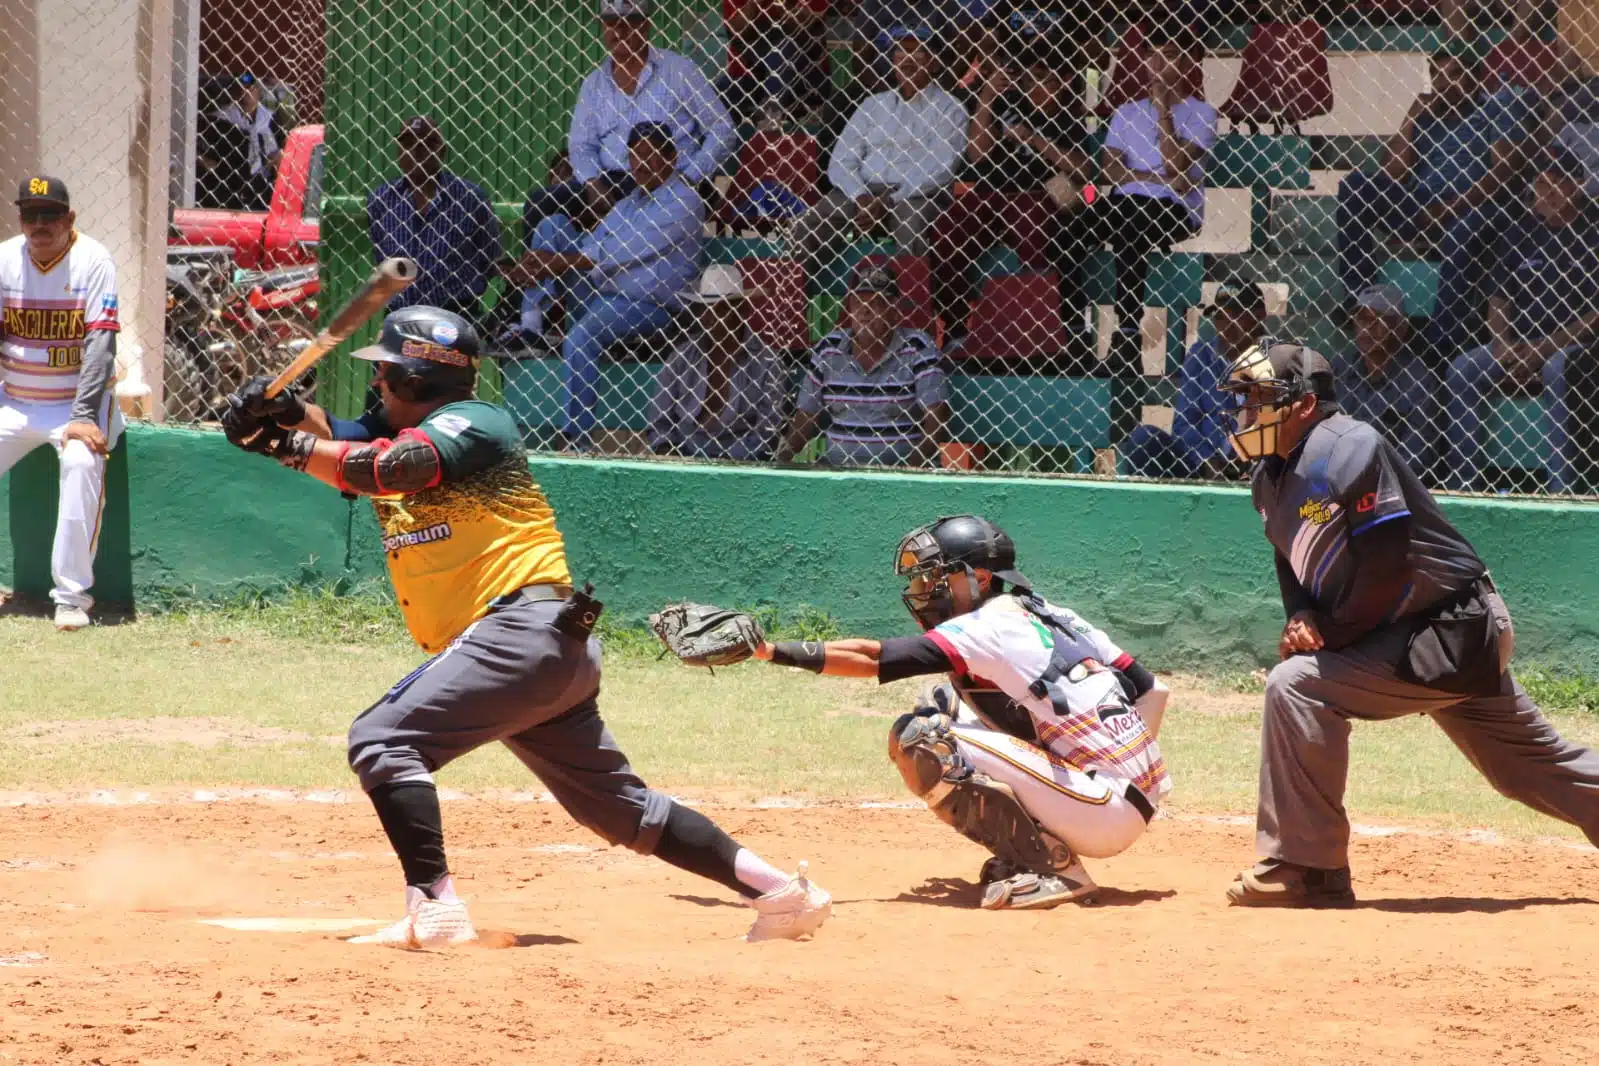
[1444,344,1572,491]
[1424,202,1518,361]
[1335,171,1430,298]
[523,214,673,445]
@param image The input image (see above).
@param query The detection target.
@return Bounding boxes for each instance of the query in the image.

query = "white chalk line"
[0,787,1591,855]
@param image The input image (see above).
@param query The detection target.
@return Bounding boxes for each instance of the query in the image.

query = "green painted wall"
[12,425,1599,676]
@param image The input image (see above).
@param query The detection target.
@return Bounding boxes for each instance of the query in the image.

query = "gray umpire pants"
[1259,597,1599,869]
[347,596,672,855]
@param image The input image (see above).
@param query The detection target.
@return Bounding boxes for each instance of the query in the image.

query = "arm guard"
[336,429,443,496]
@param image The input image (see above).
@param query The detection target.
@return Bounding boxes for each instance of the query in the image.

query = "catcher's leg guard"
[887,711,1078,878]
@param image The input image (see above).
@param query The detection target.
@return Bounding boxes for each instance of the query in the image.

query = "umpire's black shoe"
[1226,858,1356,908]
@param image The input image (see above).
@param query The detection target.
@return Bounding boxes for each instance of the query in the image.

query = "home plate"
[199,917,388,933]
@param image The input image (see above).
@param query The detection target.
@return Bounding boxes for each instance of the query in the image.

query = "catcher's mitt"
[650,602,764,668]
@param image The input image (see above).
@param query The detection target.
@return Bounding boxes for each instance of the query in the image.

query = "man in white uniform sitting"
[0,176,123,630]
[754,514,1171,909]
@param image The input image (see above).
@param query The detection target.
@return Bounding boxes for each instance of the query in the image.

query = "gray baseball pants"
[1259,595,1599,869]
[347,596,672,855]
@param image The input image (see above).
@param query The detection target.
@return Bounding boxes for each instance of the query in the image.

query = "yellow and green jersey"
[371,400,570,652]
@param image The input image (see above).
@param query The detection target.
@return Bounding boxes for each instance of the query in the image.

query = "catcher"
[655,515,1171,909]
[219,305,830,948]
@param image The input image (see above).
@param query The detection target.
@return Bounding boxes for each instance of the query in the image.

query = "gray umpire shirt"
[796,326,947,467]
[1252,414,1485,633]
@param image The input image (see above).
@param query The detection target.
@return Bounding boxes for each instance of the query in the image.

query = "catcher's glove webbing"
[650,602,764,668]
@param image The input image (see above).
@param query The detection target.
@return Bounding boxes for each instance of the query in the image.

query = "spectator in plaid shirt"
[367,117,501,322]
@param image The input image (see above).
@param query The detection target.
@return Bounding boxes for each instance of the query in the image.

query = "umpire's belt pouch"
[1399,592,1499,695]
[554,583,604,640]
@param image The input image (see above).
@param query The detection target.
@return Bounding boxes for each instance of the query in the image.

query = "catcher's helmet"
[352,306,479,401]
[894,515,1032,629]
[1215,339,1336,461]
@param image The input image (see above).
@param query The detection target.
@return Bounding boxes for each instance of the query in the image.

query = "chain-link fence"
[15,0,1599,495]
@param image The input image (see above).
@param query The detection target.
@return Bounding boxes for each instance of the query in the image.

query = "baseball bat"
[263,256,419,399]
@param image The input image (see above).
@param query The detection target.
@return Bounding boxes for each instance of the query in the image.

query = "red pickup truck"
[171,124,323,268]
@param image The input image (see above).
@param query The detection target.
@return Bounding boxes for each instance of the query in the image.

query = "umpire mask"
[1217,340,1334,462]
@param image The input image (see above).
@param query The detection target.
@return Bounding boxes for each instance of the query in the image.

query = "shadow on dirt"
[1357,896,1599,914]
[868,879,1177,909]
[668,894,745,909]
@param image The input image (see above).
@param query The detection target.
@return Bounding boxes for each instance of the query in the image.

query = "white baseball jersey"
[0,232,119,405]
[926,595,1171,800]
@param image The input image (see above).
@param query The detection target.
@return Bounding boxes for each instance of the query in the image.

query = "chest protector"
[946,594,1127,743]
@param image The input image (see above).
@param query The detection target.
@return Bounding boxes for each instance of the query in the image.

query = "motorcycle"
[164,247,319,420]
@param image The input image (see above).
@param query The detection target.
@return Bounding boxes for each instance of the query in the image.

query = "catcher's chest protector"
[946,597,1116,744]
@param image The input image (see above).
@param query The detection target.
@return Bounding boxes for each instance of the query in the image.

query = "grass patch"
[4,595,1599,841]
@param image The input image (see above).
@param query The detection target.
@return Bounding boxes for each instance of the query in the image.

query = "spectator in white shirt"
[792,28,968,267]
[214,72,282,210]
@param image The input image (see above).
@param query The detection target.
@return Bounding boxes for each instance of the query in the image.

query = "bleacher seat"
[503,358,661,436]
[741,257,809,353]
[1487,395,1546,473]
[704,236,786,264]
[970,245,1023,287]
[960,272,1068,367]
[1220,20,1334,129]
[1086,251,1204,310]
[1381,259,1440,318]
[948,375,1110,473]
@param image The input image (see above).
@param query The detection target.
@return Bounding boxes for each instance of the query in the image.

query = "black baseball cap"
[1210,283,1267,318]
[15,176,69,208]
[626,121,676,151]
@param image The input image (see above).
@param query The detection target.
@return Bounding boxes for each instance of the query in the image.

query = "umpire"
[1217,340,1599,907]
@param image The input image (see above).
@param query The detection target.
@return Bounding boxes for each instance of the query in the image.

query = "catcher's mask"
[894,514,1031,630]
[1216,339,1336,461]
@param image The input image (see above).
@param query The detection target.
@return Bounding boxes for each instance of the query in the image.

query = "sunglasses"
[19,206,67,225]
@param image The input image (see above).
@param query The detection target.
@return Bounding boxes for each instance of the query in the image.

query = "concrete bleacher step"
[1489,395,1547,472]
[1268,195,1339,256]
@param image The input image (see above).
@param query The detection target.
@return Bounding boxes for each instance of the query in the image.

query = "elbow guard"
[337,429,443,495]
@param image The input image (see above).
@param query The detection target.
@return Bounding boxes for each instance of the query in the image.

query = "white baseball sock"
[734,849,791,896]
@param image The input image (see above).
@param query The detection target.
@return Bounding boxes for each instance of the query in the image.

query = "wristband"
[770,640,826,673]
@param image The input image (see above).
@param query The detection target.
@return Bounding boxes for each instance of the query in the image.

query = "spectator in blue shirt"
[1335,284,1440,478]
[520,1,733,248]
[1121,283,1264,479]
[502,122,704,451]
[1444,144,1599,492]
[367,116,501,321]
[1336,44,1532,299]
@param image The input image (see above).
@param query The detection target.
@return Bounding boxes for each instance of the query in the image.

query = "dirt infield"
[2,799,1597,1066]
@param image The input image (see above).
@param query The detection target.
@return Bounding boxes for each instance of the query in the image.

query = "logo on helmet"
[400,338,470,366]
[431,321,460,345]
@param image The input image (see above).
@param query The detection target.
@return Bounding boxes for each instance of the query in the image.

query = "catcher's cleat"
[1226,858,1356,909]
[350,886,478,949]
[745,861,832,942]
[980,859,1099,910]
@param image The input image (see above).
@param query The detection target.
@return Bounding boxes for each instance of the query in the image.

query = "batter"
[220,305,830,947]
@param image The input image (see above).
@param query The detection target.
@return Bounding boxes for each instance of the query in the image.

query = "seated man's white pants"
[0,399,121,610]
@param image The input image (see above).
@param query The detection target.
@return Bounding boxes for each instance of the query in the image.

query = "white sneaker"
[349,886,477,949]
[745,861,832,943]
[53,605,90,631]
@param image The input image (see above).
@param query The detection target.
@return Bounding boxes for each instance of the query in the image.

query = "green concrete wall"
[11,424,1599,674]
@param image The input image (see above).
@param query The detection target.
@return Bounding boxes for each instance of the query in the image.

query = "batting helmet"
[894,515,1032,629]
[352,306,479,402]
[1216,338,1336,461]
